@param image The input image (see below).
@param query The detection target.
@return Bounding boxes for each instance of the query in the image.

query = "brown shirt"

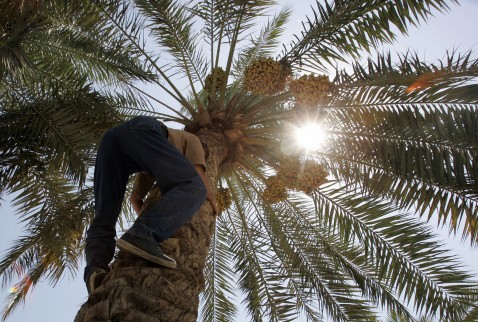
[167,129,206,170]
[132,129,206,199]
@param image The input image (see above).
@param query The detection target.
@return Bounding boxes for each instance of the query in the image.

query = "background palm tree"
[1,0,477,321]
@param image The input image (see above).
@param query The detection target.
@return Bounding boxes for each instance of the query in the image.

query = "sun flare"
[294,122,327,151]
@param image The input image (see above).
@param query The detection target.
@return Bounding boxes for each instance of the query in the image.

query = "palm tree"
[1,0,477,321]
[0,0,152,318]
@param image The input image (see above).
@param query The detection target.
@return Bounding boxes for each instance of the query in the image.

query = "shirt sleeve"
[185,135,207,171]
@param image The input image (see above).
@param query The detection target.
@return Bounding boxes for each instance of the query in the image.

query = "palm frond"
[322,151,478,243]
[41,1,151,84]
[213,0,279,104]
[321,100,478,242]
[225,174,304,322]
[313,182,476,321]
[0,0,152,89]
[332,51,478,105]
[219,167,430,321]
[0,83,120,190]
[200,216,238,322]
[247,177,382,321]
[230,167,415,321]
[221,157,478,321]
[90,0,194,115]
[135,0,209,109]
[462,304,478,322]
[0,177,93,321]
[193,0,278,48]
[231,6,292,79]
[280,0,456,73]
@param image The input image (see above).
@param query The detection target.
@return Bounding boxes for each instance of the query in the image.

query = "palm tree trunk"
[74,130,227,322]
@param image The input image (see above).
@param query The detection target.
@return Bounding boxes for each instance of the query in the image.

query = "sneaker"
[86,268,107,295]
[116,232,177,269]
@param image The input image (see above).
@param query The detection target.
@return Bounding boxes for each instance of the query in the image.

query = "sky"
[0,1,477,321]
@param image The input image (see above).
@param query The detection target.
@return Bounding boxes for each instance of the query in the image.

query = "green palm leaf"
[280,0,456,72]
[200,216,238,322]
[0,177,93,319]
[135,0,209,108]
[232,6,292,79]
[320,52,478,242]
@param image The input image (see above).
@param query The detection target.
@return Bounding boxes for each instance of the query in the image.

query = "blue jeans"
[84,116,206,278]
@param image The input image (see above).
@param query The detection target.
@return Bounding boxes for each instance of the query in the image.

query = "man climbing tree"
[84,115,217,294]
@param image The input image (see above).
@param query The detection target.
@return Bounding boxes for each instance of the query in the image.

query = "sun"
[294,122,327,151]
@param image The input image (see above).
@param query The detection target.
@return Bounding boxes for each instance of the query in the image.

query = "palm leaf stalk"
[1,0,477,321]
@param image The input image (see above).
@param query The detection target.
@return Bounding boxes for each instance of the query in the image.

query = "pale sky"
[1,1,477,321]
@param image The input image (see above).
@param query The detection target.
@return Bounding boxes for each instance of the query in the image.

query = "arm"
[130,172,155,215]
[194,165,218,215]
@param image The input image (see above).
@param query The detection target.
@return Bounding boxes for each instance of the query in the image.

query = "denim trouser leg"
[85,127,129,276]
[119,117,207,242]
[84,116,206,279]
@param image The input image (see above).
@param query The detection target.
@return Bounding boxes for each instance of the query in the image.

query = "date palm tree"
[1,0,477,321]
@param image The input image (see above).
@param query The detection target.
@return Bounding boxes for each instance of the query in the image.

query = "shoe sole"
[116,239,177,269]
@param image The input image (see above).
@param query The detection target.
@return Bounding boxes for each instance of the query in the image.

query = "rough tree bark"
[74,130,227,322]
